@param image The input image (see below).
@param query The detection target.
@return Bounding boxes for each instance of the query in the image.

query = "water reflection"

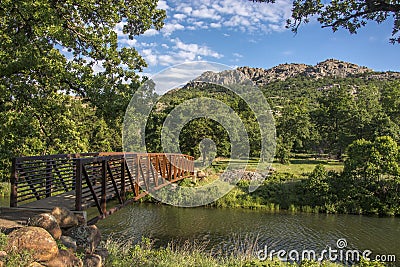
[97,203,400,259]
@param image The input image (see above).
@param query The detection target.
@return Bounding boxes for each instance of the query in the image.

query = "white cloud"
[143,29,160,36]
[138,39,223,68]
[233,53,243,58]
[210,22,221,28]
[173,38,223,59]
[157,0,169,10]
[181,6,192,15]
[161,23,185,36]
[173,13,187,20]
[163,0,291,34]
[119,38,137,47]
[142,49,158,66]
[192,6,221,20]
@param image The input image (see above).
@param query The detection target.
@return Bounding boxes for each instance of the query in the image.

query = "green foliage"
[345,136,400,180]
[253,0,400,43]
[104,236,349,267]
[0,0,166,181]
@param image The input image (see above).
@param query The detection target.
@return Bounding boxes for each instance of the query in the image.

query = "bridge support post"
[75,158,83,211]
[45,160,53,198]
[121,158,126,202]
[101,159,107,216]
[10,158,18,207]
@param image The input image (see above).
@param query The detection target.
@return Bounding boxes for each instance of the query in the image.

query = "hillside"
[194,59,400,86]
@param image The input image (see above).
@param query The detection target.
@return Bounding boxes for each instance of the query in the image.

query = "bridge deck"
[20,191,76,211]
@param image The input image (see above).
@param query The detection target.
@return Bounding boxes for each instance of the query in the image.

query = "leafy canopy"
[252,0,400,44]
[0,0,165,180]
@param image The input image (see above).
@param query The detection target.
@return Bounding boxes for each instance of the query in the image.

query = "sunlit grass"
[103,236,381,267]
[211,155,344,178]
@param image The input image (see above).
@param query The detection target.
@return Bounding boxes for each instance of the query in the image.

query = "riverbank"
[104,236,387,267]
[141,163,399,216]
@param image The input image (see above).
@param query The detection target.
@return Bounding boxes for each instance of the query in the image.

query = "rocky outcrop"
[193,59,399,87]
[194,69,253,86]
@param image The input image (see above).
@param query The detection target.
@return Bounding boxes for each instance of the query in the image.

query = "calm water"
[97,203,400,262]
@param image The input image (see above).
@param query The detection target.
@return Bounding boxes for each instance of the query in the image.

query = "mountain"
[194,59,400,86]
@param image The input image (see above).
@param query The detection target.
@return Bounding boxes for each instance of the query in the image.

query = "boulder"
[28,213,62,240]
[0,218,23,234]
[51,207,79,228]
[60,235,77,252]
[83,254,102,267]
[27,263,45,267]
[94,247,109,263]
[0,251,7,258]
[65,225,101,254]
[6,226,58,262]
[196,170,206,179]
[46,249,83,267]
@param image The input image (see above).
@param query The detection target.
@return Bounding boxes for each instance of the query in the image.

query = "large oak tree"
[252,0,400,43]
[0,0,165,180]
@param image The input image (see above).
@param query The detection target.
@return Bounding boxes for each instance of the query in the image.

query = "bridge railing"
[10,152,194,216]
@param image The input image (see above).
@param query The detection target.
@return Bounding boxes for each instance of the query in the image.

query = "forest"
[2,66,400,214]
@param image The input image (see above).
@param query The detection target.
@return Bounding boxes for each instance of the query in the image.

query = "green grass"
[271,158,343,177]
[103,236,385,267]
[212,155,343,178]
[0,182,10,197]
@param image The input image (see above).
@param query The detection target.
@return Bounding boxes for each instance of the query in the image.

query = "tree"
[252,0,400,43]
[0,0,166,180]
[345,136,400,180]
[313,85,357,158]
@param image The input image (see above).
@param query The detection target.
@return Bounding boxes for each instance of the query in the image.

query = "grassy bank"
[104,237,386,267]
[211,166,400,216]
[165,155,399,216]
[0,233,386,266]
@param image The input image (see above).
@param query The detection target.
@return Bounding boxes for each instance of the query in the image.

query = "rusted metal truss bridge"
[9,152,194,223]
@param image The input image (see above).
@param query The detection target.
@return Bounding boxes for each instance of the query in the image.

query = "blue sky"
[117,0,400,75]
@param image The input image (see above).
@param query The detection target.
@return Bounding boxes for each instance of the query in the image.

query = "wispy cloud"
[161,23,185,36]
[168,0,291,34]
[143,29,160,37]
[140,39,223,67]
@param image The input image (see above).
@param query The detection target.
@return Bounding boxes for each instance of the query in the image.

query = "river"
[96,203,399,264]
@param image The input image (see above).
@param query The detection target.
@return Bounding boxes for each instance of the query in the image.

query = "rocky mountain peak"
[192,59,399,87]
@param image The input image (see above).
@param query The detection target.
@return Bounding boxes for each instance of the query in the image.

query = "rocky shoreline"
[0,207,107,267]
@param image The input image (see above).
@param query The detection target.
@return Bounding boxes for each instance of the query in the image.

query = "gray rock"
[60,235,77,252]
[83,254,102,267]
[65,225,101,254]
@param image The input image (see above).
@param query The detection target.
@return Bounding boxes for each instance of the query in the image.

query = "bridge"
[7,152,194,224]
